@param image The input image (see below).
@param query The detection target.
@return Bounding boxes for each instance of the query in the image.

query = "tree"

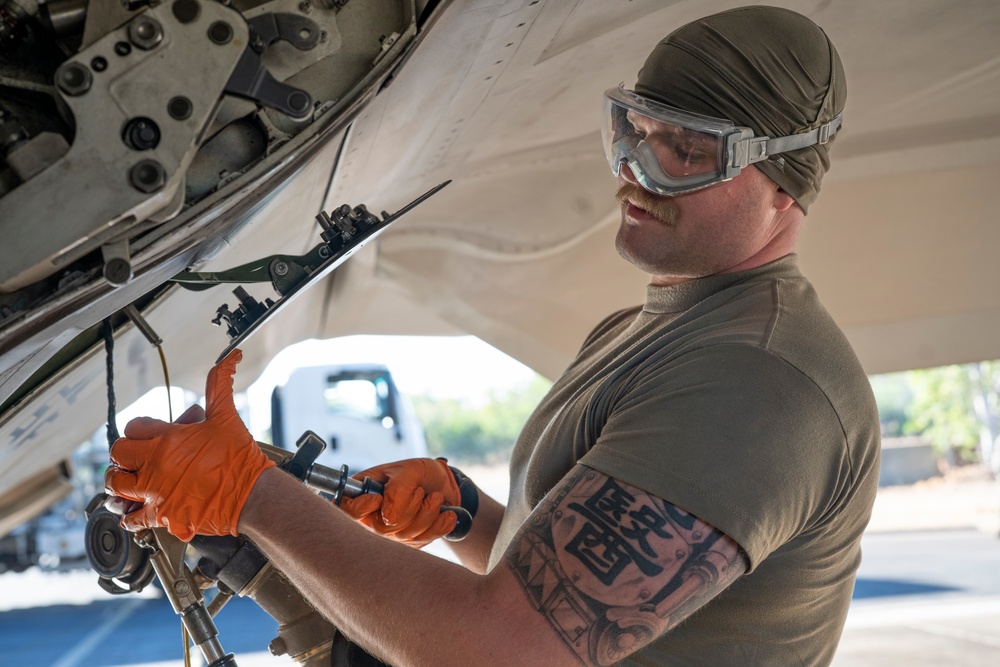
[410,376,553,464]
[967,361,1000,472]
[903,361,1000,472]
[869,372,912,437]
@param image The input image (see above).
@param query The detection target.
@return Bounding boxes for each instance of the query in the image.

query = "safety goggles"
[602,85,842,196]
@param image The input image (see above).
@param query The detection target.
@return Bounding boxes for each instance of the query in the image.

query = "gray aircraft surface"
[0,0,998,663]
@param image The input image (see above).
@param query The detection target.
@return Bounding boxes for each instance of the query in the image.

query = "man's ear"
[774,187,797,213]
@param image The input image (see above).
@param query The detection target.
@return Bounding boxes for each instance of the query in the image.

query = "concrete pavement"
[836,594,1000,666]
[834,527,1000,666]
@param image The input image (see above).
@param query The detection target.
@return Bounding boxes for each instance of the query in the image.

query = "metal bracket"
[173,243,329,296]
[211,286,274,339]
[223,13,322,119]
[247,13,321,52]
[172,181,450,362]
[0,1,249,293]
[224,48,315,120]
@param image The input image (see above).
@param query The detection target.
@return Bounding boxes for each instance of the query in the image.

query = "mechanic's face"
[615,162,799,286]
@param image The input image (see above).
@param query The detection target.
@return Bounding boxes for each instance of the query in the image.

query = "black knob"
[123,117,160,151]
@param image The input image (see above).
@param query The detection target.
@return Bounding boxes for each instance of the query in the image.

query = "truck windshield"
[324,374,392,426]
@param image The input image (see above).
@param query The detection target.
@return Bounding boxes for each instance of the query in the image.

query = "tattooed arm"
[501,464,747,665]
[241,463,745,666]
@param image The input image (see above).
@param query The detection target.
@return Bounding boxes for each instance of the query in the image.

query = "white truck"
[270,364,427,475]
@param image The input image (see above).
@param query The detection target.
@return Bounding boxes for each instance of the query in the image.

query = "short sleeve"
[579,343,850,571]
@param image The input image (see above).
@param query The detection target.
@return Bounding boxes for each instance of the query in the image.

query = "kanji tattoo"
[506,466,748,666]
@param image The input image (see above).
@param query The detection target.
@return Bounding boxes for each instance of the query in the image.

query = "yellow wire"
[158,342,187,665]
[157,344,173,422]
[182,624,192,667]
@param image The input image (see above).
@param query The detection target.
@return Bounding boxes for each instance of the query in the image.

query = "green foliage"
[870,361,1000,469]
[410,375,553,464]
[870,372,912,437]
[903,365,981,459]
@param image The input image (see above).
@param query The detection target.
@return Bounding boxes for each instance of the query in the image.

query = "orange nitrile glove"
[104,349,275,542]
[339,458,460,548]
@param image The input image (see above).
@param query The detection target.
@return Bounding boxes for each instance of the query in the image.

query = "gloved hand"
[104,349,275,542]
[339,458,460,548]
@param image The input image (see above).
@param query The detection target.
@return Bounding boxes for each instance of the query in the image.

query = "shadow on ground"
[852,577,960,600]
[0,594,279,667]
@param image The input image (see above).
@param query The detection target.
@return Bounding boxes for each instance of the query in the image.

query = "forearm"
[447,489,504,574]
[239,468,536,666]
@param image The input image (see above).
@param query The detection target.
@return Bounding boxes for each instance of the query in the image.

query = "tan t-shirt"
[487,255,880,666]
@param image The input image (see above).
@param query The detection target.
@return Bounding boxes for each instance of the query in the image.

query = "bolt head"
[172,0,201,24]
[123,117,161,151]
[287,91,311,116]
[268,637,287,656]
[273,261,289,276]
[104,258,133,285]
[57,63,92,96]
[128,16,163,50]
[130,159,167,193]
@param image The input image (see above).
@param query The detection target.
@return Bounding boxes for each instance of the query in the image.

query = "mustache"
[616,182,679,226]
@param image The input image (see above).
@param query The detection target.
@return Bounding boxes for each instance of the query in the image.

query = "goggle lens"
[601,87,735,196]
[614,106,721,178]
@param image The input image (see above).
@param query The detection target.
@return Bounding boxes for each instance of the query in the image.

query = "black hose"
[102,317,120,445]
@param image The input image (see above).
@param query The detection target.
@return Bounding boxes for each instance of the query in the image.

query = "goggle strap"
[735,113,843,167]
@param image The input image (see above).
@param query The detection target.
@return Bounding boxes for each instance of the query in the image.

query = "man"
[106,6,880,666]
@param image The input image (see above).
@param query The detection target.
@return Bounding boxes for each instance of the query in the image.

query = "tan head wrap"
[635,5,846,213]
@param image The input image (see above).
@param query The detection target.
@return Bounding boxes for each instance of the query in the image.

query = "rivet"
[208,21,233,44]
[172,0,200,24]
[167,96,193,120]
